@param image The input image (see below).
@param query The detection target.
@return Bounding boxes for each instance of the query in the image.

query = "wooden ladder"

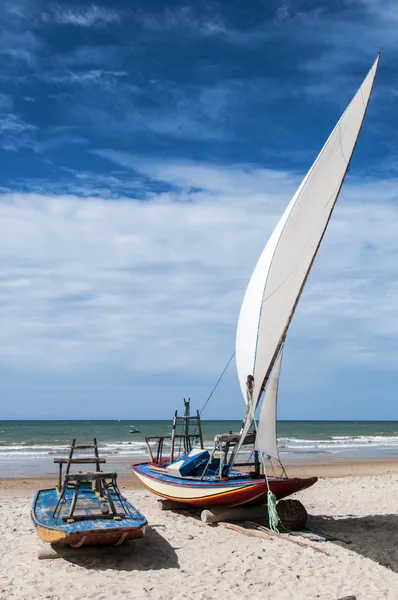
[170,398,204,463]
[54,438,106,492]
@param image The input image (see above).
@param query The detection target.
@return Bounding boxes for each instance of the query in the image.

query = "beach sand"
[0,461,397,600]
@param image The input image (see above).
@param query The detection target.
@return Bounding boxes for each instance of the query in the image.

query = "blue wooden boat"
[32,439,147,547]
[32,473,147,547]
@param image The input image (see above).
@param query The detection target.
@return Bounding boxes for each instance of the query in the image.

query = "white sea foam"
[0,434,397,459]
[278,434,398,455]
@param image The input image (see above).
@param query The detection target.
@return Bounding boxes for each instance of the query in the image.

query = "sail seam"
[360,88,366,109]
[338,125,348,164]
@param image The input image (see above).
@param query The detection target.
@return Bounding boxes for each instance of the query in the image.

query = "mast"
[183,397,190,453]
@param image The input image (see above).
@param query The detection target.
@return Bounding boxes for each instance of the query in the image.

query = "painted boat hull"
[132,463,317,507]
[32,488,147,546]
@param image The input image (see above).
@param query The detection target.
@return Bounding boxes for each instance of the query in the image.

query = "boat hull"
[32,488,147,547]
[132,463,317,507]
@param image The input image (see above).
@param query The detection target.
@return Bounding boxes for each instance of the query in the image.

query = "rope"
[199,351,236,416]
[250,394,280,534]
[267,489,280,533]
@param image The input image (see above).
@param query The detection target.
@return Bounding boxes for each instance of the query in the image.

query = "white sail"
[254,344,283,460]
[229,53,380,468]
[236,54,380,414]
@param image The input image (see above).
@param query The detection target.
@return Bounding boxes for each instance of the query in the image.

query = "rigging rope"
[199,351,236,416]
[250,396,280,534]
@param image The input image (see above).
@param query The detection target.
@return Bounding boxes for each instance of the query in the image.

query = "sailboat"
[132,53,380,507]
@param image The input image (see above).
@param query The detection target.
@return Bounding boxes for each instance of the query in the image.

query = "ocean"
[0,419,397,478]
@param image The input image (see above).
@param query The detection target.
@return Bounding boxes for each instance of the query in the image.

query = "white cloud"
[0,111,37,151]
[1,161,397,378]
[43,69,128,86]
[46,4,122,27]
[135,6,230,37]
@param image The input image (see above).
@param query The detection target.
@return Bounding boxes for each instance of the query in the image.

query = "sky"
[0,0,397,420]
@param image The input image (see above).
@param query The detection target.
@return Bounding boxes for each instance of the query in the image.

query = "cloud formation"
[0,1,397,418]
[44,4,122,27]
[1,160,397,383]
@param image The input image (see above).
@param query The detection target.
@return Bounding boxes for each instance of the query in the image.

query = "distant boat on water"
[129,425,140,434]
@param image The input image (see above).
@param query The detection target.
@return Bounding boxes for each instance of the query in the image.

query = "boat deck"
[32,487,147,536]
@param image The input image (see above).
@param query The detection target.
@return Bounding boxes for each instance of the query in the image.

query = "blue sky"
[0,0,397,420]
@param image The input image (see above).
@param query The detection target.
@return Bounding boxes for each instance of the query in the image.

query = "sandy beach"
[0,460,397,600]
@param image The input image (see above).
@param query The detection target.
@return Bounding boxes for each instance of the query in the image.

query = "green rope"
[248,388,280,534]
[267,490,280,532]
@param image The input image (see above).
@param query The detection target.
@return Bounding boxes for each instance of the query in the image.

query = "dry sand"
[0,462,397,600]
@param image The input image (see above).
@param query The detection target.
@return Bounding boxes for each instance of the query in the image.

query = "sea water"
[0,419,397,478]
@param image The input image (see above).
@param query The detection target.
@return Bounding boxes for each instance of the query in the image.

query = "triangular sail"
[254,344,283,460]
[232,54,380,462]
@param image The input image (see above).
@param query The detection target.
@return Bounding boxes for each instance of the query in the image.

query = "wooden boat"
[133,462,316,507]
[132,53,380,509]
[32,439,147,546]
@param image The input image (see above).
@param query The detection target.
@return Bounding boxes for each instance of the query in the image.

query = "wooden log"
[38,546,68,560]
[158,499,197,511]
[201,505,268,524]
[37,544,84,560]
[37,543,105,560]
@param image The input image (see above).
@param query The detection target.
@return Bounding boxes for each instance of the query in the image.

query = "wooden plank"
[197,410,204,449]
[54,458,106,464]
[61,512,125,521]
[65,439,75,477]
[145,438,154,463]
[68,486,79,518]
[170,411,177,463]
[72,444,96,450]
[65,472,115,481]
[58,461,62,493]
[93,437,100,493]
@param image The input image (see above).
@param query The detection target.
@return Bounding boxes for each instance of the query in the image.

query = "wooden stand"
[54,438,105,492]
[145,398,204,464]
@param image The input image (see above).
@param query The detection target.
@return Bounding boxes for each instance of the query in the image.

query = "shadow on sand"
[308,513,398,573]
[46,526,180,571]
